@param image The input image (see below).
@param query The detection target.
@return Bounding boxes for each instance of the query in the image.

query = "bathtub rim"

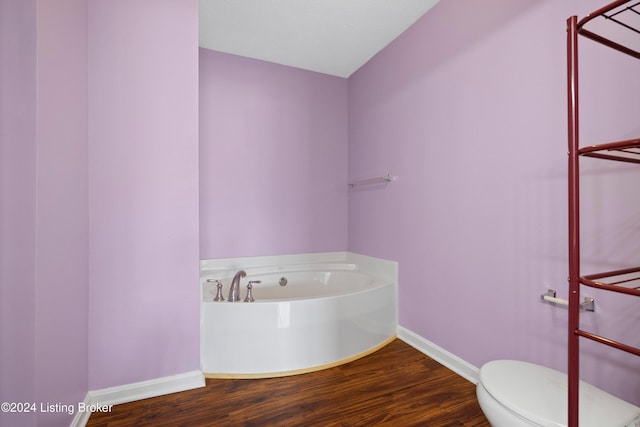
[202,270,391,303]
[201,251,396,278]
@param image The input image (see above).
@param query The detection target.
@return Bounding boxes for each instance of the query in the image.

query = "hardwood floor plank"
[87,339,490,426]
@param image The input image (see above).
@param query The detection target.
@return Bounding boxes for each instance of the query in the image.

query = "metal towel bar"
[540,289,595,311]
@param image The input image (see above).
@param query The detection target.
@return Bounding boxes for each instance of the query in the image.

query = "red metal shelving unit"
[566,1,640,426]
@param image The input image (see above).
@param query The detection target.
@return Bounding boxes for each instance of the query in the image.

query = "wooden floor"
[87,339,490,426]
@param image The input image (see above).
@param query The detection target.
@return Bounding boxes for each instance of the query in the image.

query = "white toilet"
[476,360,640,427]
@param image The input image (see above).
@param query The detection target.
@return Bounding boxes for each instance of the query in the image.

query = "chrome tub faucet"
[228,270,247,302]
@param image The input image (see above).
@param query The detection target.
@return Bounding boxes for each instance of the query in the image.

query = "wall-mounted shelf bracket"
[349,174,394,188]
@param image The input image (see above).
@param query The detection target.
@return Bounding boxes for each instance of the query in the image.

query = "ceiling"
[199,0,440,78]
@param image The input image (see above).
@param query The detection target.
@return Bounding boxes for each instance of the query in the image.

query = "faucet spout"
[228,270,247,302]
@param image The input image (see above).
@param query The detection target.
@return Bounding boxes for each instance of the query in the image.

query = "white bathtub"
[200,252,397,378]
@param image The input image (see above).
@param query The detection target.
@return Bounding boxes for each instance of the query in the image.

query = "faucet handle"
[244,280,261,302]
[207,279,225,302]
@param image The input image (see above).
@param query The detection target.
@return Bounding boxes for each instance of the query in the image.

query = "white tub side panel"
[201,283,396,375]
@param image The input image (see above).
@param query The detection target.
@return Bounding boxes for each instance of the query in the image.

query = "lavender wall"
[3,0,201,414]
[88,0,200,390]
[0,1,37,426]
[35,0,89,424]
[348,0,640,404]
[1,0,89,425]
[199,49,348,259]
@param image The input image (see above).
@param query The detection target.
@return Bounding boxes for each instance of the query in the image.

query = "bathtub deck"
[86,339,490,426]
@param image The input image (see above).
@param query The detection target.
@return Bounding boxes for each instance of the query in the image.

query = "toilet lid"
[479,360,640,427]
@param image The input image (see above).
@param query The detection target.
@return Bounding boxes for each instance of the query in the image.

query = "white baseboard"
[70,370,205,427]
[397,326,480,385]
